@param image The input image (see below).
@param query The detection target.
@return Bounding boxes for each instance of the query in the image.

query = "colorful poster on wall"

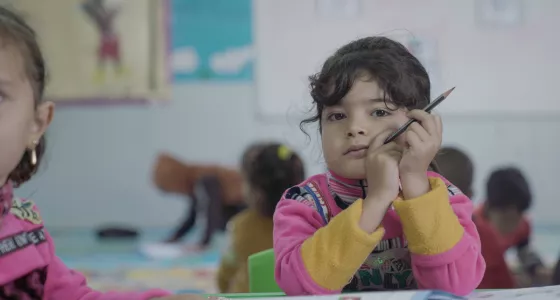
[170,0,253,82]
[0,0,170,105]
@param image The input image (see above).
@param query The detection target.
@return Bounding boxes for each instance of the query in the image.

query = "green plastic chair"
[248,248,284,294]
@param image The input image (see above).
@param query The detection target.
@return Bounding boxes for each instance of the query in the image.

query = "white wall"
[16,84,259,228]
[14,81,560,228]
[14,0,560,229]
[255,0,560,116]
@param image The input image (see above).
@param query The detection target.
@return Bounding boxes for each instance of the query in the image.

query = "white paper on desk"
[138,242,186,259]
[239,291,431,300]
[468,285,560,299]
[236,287,560,300]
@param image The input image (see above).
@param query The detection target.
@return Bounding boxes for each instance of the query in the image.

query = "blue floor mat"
[50,228,223,293]
[53,228,223,267]
[49,225,560,294]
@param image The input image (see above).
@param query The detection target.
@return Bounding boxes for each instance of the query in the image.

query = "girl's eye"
[327,112,346,121]
[371,109,390,117]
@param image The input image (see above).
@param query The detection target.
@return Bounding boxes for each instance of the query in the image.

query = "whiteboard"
[255,0,560,117]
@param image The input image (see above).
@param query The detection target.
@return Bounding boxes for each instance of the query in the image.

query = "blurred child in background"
[474,167,546,288]
[551,250,560,284]
[435,146,475,199]
[217,143,304,293]
[153,150,257,249]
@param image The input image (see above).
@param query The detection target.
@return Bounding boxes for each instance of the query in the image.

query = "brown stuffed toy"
[152,153,246,246]
[153,153,244,205]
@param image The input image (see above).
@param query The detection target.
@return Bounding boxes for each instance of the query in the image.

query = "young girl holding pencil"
[273,36,485,296]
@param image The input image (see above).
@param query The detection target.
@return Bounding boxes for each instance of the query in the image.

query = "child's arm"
[216,252,237,292]
[514,220,547,285]
[274,191,385,296]
[42,230,171,299]
[217,211,272,293]
[476,220,516,288]
[393,175,486,296]
[216,218,247,293]
[514,220,544,273]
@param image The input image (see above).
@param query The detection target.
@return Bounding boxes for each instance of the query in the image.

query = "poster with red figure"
[82,0,124,79]
[1,0,170,105]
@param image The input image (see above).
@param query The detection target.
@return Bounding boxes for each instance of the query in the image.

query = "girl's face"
[0,44,53,185]
[320,79,409,179]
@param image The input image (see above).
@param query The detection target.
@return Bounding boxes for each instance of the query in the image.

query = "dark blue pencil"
[384,87,456,144]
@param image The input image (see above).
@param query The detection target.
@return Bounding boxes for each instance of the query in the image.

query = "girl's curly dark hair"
[301,36,430,133]
[301,36,440,172]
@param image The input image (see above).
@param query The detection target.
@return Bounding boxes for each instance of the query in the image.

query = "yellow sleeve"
[229,264,250,293]
[217,212,272,293]
[216,255,237,292]
[300,199,385,291]
[393,177,464,255]
[226,233,252,294]
[216,220,240,292]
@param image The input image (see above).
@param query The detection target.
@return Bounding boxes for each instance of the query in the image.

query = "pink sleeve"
[410,176,486,296]
[273,200,338,295]
[42,229,172,300]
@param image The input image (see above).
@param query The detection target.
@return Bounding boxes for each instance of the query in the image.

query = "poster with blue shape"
[171,0,253,82]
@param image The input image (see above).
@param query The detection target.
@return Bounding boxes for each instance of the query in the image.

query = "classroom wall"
[15,81,560,228]
[13,0,560,229]
[16,84,258,228]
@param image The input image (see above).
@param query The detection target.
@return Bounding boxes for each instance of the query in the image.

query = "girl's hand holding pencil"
[398,109,442,199]
[358,129,403,234]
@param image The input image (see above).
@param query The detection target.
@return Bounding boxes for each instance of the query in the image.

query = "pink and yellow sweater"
[273,171,485,296]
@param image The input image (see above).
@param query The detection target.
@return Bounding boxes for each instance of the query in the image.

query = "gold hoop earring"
[29,141,38,166]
